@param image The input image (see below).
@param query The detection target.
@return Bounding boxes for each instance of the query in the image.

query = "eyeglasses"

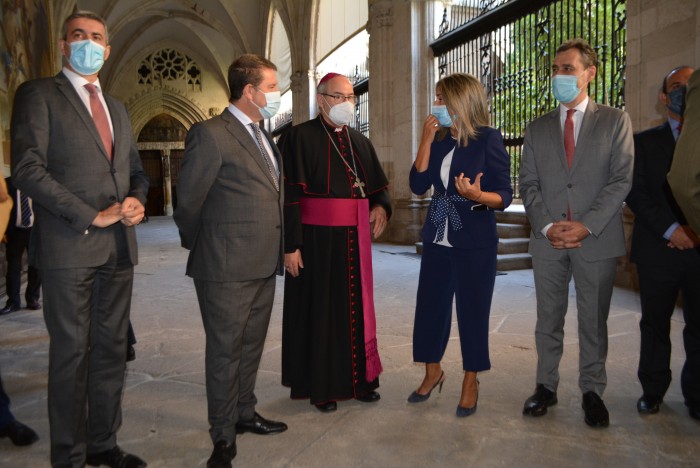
[320,93,357,104]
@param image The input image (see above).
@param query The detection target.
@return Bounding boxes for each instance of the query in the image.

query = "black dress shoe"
[126,345,136,362]
[0,304,20,315]
[235,412,287,435]
[315,401,337,413]
[689,406,700,421]
[637,394,662,414]
[86,446,147,467]
[207,440,236,468]
[0,420,39,446]
[582,391,609,427]
[26,300,41,310]
[523,384,557,417]
[356,391,381,403]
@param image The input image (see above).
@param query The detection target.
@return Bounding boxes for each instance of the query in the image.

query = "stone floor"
[1,217,698,467]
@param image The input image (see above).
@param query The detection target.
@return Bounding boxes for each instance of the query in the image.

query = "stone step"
[497,252,532,271]
[495,210,530,225]
[498,237,529,255]
[497,223,531,239]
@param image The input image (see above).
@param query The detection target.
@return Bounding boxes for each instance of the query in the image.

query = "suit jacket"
[519,99,634,261]
[669,69,700,233]
[10,72,149,270]
[409,127,513,249]
[627,123,699,265]
[174,109,284,282]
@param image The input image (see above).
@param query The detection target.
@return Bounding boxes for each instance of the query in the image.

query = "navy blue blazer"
[410,127,513,249]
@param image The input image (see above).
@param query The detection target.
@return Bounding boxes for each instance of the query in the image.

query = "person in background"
[627,66,700,420]
[407,73,512,417]
[1,177,41,315]
[0,179,38,448]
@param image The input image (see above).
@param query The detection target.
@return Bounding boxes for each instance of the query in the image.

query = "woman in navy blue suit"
[408,73,512,417]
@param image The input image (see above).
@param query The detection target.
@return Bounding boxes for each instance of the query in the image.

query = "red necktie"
[564,108,575,168]
[84,83,113,160]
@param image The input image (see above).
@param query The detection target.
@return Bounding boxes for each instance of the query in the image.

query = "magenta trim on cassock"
[300,197,383,382]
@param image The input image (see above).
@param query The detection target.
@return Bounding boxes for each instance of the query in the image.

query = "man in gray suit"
[11,11,148,467]
[174,54,287,468]
[519,38,634,427]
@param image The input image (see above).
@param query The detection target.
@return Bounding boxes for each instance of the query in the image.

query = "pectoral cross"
[353,179,366,198]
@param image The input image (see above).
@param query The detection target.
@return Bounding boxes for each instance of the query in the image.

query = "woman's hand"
[414,114,441,172]
[454,172,483,201]
[421,114,441,145]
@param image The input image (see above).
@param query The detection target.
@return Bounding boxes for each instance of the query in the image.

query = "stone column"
[290,69,316,124]
[368,0,434,244]
[162,148,173,216]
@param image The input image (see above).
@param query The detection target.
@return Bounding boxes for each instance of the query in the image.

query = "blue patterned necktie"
[249,123,279,191]
[19,191,32,227]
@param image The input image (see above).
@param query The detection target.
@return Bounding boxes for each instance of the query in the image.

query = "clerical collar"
[319,115,345,132]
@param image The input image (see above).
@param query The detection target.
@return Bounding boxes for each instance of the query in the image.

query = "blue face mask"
[666,86,687,116]
[431,105,453,127]
[68,39,106,76]
[552,74,582,104]
[253,88,281,119]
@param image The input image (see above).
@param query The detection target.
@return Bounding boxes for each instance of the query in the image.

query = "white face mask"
[324,99,355,127]
[252,88,281,119]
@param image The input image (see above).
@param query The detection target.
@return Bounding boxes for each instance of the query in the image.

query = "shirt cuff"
[663,222,680,240]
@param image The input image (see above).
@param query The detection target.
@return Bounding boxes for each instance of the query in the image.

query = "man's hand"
[370,205,388,238]
[284,249,304,277]
[120,197,145,226]
[546,220,590,249]
[92,203,123,228]
[667,225,700,250]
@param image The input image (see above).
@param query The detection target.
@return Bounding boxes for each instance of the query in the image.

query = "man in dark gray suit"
[11,11,148,468]
[174,54,287,468]
[519,38,634,427]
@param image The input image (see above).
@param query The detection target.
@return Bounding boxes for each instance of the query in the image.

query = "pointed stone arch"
[126,86,208,137]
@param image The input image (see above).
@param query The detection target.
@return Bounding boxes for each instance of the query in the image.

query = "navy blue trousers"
[412,242,497,371]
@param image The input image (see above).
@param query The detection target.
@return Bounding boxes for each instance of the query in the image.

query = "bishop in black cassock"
[279,73,392,411]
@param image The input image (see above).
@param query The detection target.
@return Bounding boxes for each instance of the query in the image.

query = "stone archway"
[137,114,187,217]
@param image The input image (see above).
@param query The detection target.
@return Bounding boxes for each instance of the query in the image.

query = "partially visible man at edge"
[669,69,700,234]
[11,10,148,468]
[279,72,391,413]
[627,65,700,421]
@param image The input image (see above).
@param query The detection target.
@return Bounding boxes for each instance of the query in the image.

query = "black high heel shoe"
[407,371,446,403]
[456,378,479,417]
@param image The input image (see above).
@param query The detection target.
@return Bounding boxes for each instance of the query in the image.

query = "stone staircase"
[495,208,532,271]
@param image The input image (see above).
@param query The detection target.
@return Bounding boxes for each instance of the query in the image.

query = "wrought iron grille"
[349,61,370,138]
[431,0,627,198]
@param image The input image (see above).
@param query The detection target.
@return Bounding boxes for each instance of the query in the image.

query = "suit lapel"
[570,100,599,174]
[545,109,568,172]
[221,110,279,189]
[55,73,112,163]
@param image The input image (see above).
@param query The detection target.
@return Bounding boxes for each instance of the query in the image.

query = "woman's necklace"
[320,120,366,197]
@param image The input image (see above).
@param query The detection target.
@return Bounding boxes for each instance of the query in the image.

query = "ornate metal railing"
[431,0,626,198]
[349,60,370,138]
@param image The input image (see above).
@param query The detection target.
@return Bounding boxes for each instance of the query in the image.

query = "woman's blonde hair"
[436,73,490,147]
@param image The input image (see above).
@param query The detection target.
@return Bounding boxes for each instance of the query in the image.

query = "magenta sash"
[300,197,382,382]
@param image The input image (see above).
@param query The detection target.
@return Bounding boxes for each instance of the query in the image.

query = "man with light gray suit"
[11,11,148,467]
[519,39,634,427]
[174,54,287,468]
